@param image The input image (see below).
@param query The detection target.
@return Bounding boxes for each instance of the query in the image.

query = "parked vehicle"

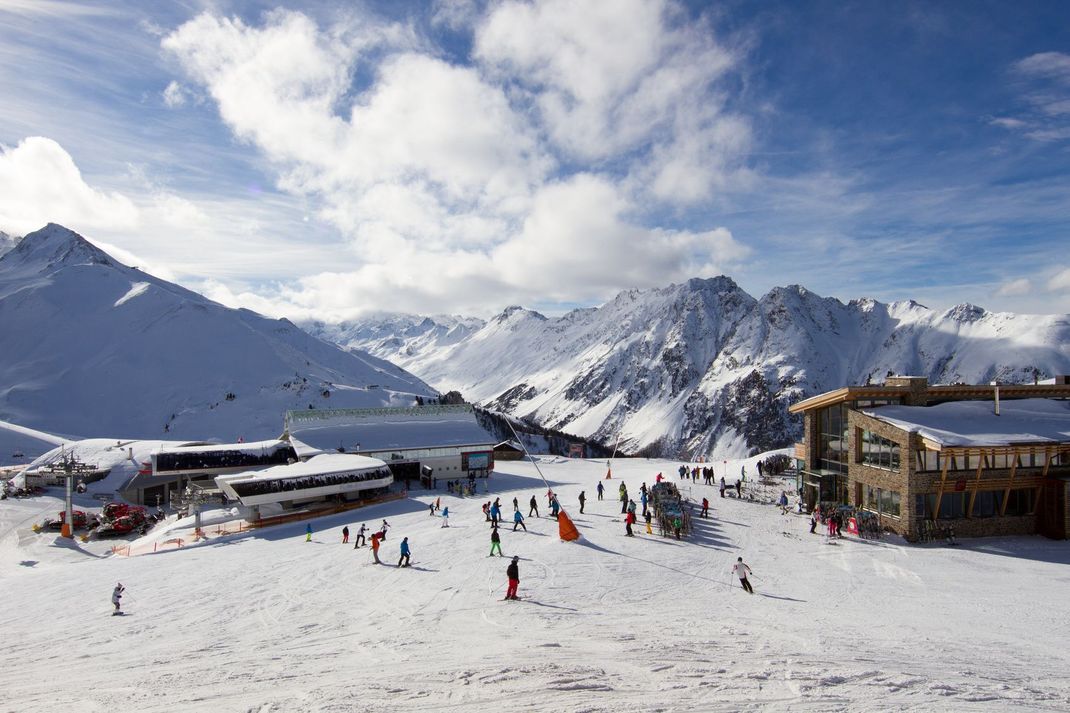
[96,510,149,538]
[42,510,100,531]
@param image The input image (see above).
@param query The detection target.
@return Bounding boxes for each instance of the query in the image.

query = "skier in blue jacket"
[398,537,411,567]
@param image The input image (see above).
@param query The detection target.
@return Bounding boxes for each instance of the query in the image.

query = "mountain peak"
[0,223,115,273]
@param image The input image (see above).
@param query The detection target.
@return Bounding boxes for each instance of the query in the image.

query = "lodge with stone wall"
[790,376,1070,541]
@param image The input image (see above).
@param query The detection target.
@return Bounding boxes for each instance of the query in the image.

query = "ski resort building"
[790,376,1070,540]
[214,453,393,510]
[283,404,498,488]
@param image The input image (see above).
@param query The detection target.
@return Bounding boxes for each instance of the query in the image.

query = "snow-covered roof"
[218,453,387,482]
[288,406,497,455]
[151,439,285,455]
[860,398,1070,448]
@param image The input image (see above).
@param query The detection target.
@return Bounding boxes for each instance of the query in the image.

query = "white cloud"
[0,136,139,235]
[1047,267,1070,293]
[474,0,746,204]
[1014,52,1070,83]
[995,278,1031,297]
[162,80,186,107]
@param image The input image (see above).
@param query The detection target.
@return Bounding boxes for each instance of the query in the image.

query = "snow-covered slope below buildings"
[305,278,1070,459]
[0,224,437,444]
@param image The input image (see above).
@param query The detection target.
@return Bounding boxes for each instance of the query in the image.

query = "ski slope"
[2,456,1069,712]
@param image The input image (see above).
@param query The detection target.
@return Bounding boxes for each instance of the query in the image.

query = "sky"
[1,0,1069,321]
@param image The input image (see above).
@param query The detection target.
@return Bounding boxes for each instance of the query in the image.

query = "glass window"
[939,493,967,519]
[881,490,901,517]
[860,430,901,471]
[915,494,935,519]
[972,490,1000,518]
[1005,488,1035,516]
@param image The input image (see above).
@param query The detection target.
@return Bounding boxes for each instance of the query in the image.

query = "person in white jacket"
[111,582,125,612]
[732,557,753,594]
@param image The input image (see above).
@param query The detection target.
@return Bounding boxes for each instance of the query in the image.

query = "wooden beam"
[999,446,1020,517]
[933,452,951,519]
[967,449,986,517]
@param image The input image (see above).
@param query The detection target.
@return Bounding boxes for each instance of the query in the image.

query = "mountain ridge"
[302,277,1070,459]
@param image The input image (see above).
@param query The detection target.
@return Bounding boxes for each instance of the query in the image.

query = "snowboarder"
[342,525,349,543]
[733,557,754,593]
[371,532,382,563]
[305,523,312,542]
[505,556,520,600]
[354,523,367,548]
[734,479,741,498]
[701,497,709,518]
[111,582,125,613]
[579,491,586,514]
[513,509,527,531]
[720,477,726,498]
[596,482,604,501]
[398,537,411,567]
[490,526,502,557]
[529,495,540,517]
[441,506,450,527]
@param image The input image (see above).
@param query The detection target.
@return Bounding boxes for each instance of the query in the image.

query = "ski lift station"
[283,404,498,488]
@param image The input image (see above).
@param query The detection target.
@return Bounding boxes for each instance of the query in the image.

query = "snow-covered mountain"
[0,224,437,445]
[0,230,17,258]
[304,277,1070,459]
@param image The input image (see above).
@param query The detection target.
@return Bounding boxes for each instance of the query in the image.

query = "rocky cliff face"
[303,278,1070,459]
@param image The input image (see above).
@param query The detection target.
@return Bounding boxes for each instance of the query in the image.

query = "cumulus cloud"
[161,2,750,319]
[0,136,139,235]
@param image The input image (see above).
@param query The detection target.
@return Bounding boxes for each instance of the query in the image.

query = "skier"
[513,509,527,531]
[596,482,604,501]
[640,491,648,516]
[644,509,653,535]
[429,502,436,517]
[490,526,502,557]
[435,497,441,512]
[579,491,586,514]
[483,502,491,521]
[679,464,687,480]
[490,501,501,527]
[441,506,450,527]
[111,582,125,613]
[624,510,635,536]
[719,477,726,498]
[550,495,560,519]
[529,495,540,517]
[778,491,789,514]
[512,496,518,512]
[627,499,637,519]
[701,497,709,518]
[619,483,628,514]
[379,520,390,540]
[305,523,312,542]
[505,556,520,600]
[370,532,382,563]
[398,537,411,567]
[342,525,349,544]
[809,511,818,534]
[733,557,754,593]
[734,479,741,498]
[354,523,367,548]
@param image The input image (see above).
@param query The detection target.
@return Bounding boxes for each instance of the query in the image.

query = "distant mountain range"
[305,279,1070,458]
[0,224,436,451]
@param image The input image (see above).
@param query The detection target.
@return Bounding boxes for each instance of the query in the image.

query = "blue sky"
[1,0,1068,320]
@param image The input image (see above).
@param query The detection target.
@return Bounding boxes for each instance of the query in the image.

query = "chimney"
[991,381,1000,416]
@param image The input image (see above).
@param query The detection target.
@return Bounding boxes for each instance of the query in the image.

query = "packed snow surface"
[2,456,1069,712]
[863,398,1070,447]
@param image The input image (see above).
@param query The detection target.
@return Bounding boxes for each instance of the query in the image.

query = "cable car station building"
[790,376,1070,540]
